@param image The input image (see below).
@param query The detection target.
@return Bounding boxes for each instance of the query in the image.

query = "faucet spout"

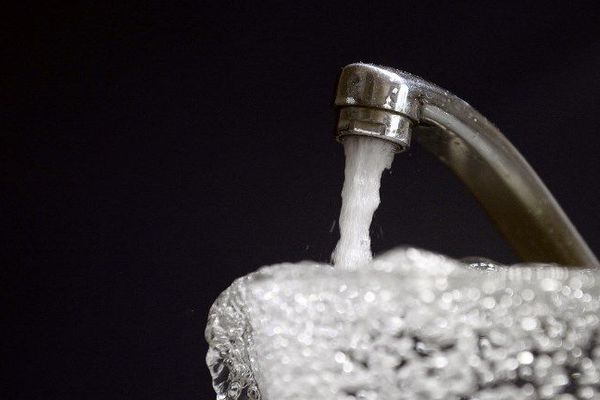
[334,63,598,267]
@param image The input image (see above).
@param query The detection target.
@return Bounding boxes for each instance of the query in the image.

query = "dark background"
[5,2,600,399]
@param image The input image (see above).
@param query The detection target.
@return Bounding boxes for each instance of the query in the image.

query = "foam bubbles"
[206,248,600,400]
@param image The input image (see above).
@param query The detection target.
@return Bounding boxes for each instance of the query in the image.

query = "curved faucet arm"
[334,63,598,266]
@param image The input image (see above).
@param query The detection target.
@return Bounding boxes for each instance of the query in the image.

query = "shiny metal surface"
[334,63,598,267]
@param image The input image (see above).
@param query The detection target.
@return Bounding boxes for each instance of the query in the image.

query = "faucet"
[334,63,598,267]
[206,64,600,399]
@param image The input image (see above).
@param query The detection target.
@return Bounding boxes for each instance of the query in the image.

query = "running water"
[332,136,396,270]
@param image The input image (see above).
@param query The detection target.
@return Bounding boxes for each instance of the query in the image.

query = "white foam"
[206,248,600,400]
[332,136,395,270]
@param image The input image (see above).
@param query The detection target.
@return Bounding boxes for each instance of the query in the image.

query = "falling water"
[332,136,396,270]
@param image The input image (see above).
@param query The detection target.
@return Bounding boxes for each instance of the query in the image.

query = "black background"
[5,2,600,399]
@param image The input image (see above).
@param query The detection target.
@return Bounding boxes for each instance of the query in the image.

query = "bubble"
[517,351,534,365]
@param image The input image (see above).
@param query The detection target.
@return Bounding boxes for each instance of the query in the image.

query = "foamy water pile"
[206,248,600,400]
[332,136,396,270]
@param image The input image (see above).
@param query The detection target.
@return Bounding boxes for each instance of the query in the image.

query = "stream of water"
[332,136,396,270]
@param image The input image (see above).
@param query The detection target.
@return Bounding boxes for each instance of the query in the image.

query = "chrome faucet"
[334,63,598,267]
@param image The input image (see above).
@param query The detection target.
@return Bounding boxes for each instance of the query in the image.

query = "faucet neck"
[334,63,598,267]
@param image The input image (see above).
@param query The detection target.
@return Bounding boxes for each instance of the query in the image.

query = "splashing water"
[332,136,396,270]
[206,248,600,400]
